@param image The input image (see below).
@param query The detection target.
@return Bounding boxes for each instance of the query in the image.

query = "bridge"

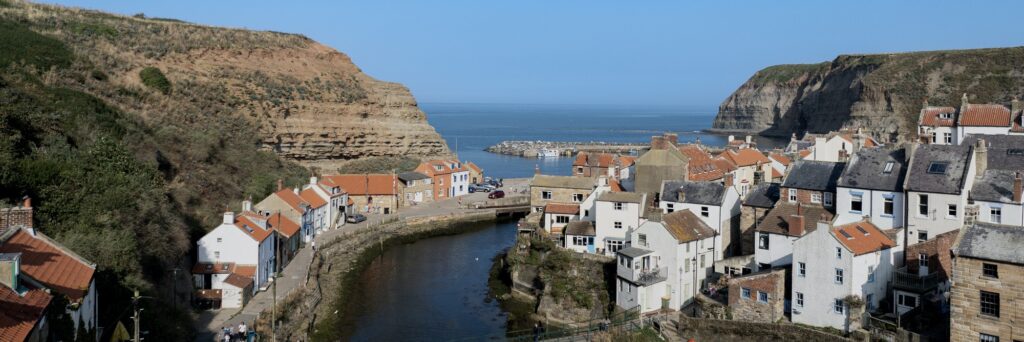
[468,195,531,216]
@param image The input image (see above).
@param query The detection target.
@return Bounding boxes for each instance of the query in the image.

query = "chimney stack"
[650,136,668,150]
[961,93,970,111]
[1014,172,1022,203]
[745,135,752,144]
[728,135,735,143]
[293,187,300,195]
[22,196,30,208]
[724,173,734,188]
[242,196,253,212]
[277,179,284,191]
[223,212,235,225]
[310,175,318,186]
[664,133,679,146]
[788,209,805,236]
[975,138,988,177]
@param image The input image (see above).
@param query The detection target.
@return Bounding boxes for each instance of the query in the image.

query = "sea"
[423,102,785,179]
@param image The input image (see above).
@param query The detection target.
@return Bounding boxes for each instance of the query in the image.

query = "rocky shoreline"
[486,140,648,158]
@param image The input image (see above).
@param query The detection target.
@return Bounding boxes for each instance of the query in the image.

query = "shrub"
[139,67,171,94]
[0,19,73,69]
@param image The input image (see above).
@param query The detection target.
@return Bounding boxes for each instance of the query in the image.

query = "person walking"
[311,239,316,252]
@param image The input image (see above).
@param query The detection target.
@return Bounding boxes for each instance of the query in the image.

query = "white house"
[309,176,349,228]
[257,183,314,243]
[918,95,1024,145]
[918,104,958,145]
[791,219,899,332]
[450,162,471,197]
[803,129,878,163]
[300,187,329,234]
[904,143,976,245]
[195,210,277,292]
[595,192,646,255]
[564,221,596,253]
[542,203,580,235]
[578,178,613,221]
[615,210,717,314]
[659,180,741,259]
[754,202,833,270]
[834,147,907,229]
[963,134,1024,227]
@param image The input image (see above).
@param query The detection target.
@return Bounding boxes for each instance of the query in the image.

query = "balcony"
[617,266,667,286]
[892,266,941,293]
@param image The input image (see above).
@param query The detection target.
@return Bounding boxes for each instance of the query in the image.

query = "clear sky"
[43,1,1024,106]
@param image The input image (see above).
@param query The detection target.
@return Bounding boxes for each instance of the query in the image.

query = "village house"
[415,159,470,200]
[659,178,741,258]
[904,143,976,245]
[194,209,276,295]
[256,180,315,242]
[893,230,956,316]
[834,147,907,229]
[962,134,1024,227]
[767,151,791,179]
[465,161,484,184]
[791,219,899,332]
[634,134,689,196]
[727,267,787,323]
[919,95,1024,146]
[801,129,878,163]
[678,143,733,182]
[268,212,301,267]
[717,148,772,195]
[322,174,402,215]
[0,199,99,339]
[542,203,580,237]
[530,174,594,215]
[299,186,329,234]
[740,183,780,255]
[609,155,637,182]
[950,223,1024,342]
[578,177,615,221]
[573,151,617,177]
[564,221,596,253]
[781,160,844,210]
[595,192,647,255]
[615,209,717,314]
[918,103,959,145]
[398,171,434,206]
[0,252,51,341]
[307,176,349,228]
[724,135,756,150]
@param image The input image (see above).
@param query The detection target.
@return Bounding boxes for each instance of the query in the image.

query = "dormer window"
[938,112,951,120]
[435,165,443,171]
[926,162,948,174]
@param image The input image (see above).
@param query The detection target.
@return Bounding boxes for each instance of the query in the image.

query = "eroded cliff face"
[714,47,1024,142]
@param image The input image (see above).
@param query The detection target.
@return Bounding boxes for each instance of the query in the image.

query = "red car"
[488,190,505,199]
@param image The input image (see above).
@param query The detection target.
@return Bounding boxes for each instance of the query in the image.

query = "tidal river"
[344,220,518,341]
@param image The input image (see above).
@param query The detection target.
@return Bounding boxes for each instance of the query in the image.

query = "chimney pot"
[1014,172,1022,203]
[745,135,752,144]
[223,212,235,225]
[277,179,284,191]
[975,138,988,177]
[22,196,30,208]
[293,187,299,195]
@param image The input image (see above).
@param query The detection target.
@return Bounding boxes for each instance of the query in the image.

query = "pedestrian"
[238,322,247,338]
[311,239,316,252]
[222,326,230,342]
[227,326,235,341]
[532,322,540,342]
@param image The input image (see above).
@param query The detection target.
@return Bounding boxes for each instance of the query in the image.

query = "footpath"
[193,179,530,341]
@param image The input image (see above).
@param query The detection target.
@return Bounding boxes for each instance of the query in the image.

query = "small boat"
[539,148,561,158]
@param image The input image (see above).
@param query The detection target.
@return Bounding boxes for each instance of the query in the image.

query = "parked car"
[488,190,505,199]
[346,213,367,223]
[486,179,503,188]
[469,184,491,193]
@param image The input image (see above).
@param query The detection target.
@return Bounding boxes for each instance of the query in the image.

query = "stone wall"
[950,256,1024,342]
[739,206,770,255]
[727,268,787,323]
[678,315,851,342]
[529,186,591,211]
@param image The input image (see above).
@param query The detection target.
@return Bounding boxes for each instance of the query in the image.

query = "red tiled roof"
[234,265,257,278]
[831,220,895,256]
[415,160,467,176]
[959,104,1011,127]
[0,229,95,302]
[224,273,253,289]
[544,203,580,215]
[680,144,730,181]
[273,189,308,213]
[720,148,770,167]
[573,152,619,168]
[300,188,327,208]
[235,216,273,242]
[799,150,811,158]
[269,213,300,238]
[0,285,50,341]
[608,179,625,192]
[322,174,399,196]
[319,178,348,195]
[919,106,957,127]
[771,168,783,179]
[617,156,636,167]
[769,153,791,166]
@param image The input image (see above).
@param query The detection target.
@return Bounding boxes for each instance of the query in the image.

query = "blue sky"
[45,1,1024,106]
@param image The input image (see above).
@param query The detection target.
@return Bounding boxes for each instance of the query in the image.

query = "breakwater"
[486,140,648,158]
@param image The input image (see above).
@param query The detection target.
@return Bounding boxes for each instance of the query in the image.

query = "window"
[919,253,929,268]
[918,231,928,243]
[700,254,706,268]
[555,216,570,224]
[217,237,222,243]
[850,193,863,213]
[868,266,875,283]
[943,132,952,144]
[638,234,647,247]
[789,189,797,202]
[834,299,845,314]
[947,204,957,218]
[214,251,220,259]
[758,291,768,303]
[572,193,584,202]
[542,191,552,200]
[577,167,584,174]
[742,288,751,299]
[991,207,1002,223]
[700,206,710,217]
[983,263,999,278]
[980,291,1000,317]
[758,234,770,250]
[836,247,842,259]
[825,193,833,206]
[883,196,894,216]
[665,203,674,213]
[614,202,624,210]
[614,222,623,229]
[918,194,929,216]
[897,293,918,308]
[883,161,894,174]
[795,292,804,307]
[607,240,624,253]
[684,259,690,273]
[798,262,806,277]
[980,333,999,342]
[927,162,948,174]
[811,193,822,204]
[835,268,844,284]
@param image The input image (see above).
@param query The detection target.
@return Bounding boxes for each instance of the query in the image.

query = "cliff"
[713,47,1024,142]
[0,1,450,170]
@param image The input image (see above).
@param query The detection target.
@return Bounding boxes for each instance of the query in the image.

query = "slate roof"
[564,221,595,236]
[660,180,726,206]
[837,148,907,192]
[756,203,833,237]
[831,220,895,256]
[961,135,1024,171]
[905,144,972,195]
[961,134,1024,149]
[597,192,645,204]
[397,171,430,182]
[532,175,595,190]
[617,246,654,258]
[955,223,1024,265]
[781,160,846,191]
[743,183,780,208]
[662,210,717,243]
[970,170,1021,203]
[0,228,96,302]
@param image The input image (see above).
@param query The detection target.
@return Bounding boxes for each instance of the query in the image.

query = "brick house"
[728,267,787,323]
[415,160,470,200]
[893,230,956,315]
[740,183,779,255]
[950,223,1024,342]
[322,174,402,215]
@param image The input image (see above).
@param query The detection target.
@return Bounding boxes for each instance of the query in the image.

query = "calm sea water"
[422,103,781,179]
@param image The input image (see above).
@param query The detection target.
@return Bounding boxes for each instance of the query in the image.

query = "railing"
[892,266,941,293]
[617,266,667,285]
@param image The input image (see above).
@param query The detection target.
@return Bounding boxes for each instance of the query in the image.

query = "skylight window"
[927,162,948,174]
[839,230,853,239]
[883,161,894,174]
[856,226,869,235]
[1008,149,1024,156]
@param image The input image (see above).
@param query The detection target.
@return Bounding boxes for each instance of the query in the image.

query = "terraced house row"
[529,100,1024,341]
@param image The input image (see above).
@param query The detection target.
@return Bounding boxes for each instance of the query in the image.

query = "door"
[587,237,595,253]
[203,274,212,289]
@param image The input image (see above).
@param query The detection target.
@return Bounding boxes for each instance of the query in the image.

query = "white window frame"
[788,189,797,202]
[700,206,710,217]
[798,262,806,277]
[919,253,928,268]
[947,204,957,219]
[614,202,624,210]
[835,268,844,284]
[883,195,894,216]
[795,292,804,307]
[758,291,768,303]
[850,192,863,213]
[572,193,584,203]
[991,207,1002,223]
[614,221,622,229]
[665,203,674,213]
[811,193,822,204]
[834,299,845,314]
[542,191,552,200]
[836,247,842,259]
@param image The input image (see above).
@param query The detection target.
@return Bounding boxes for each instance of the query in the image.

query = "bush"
[336,156,420,174]
[0,19,73,69]
[139,67,171,94]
